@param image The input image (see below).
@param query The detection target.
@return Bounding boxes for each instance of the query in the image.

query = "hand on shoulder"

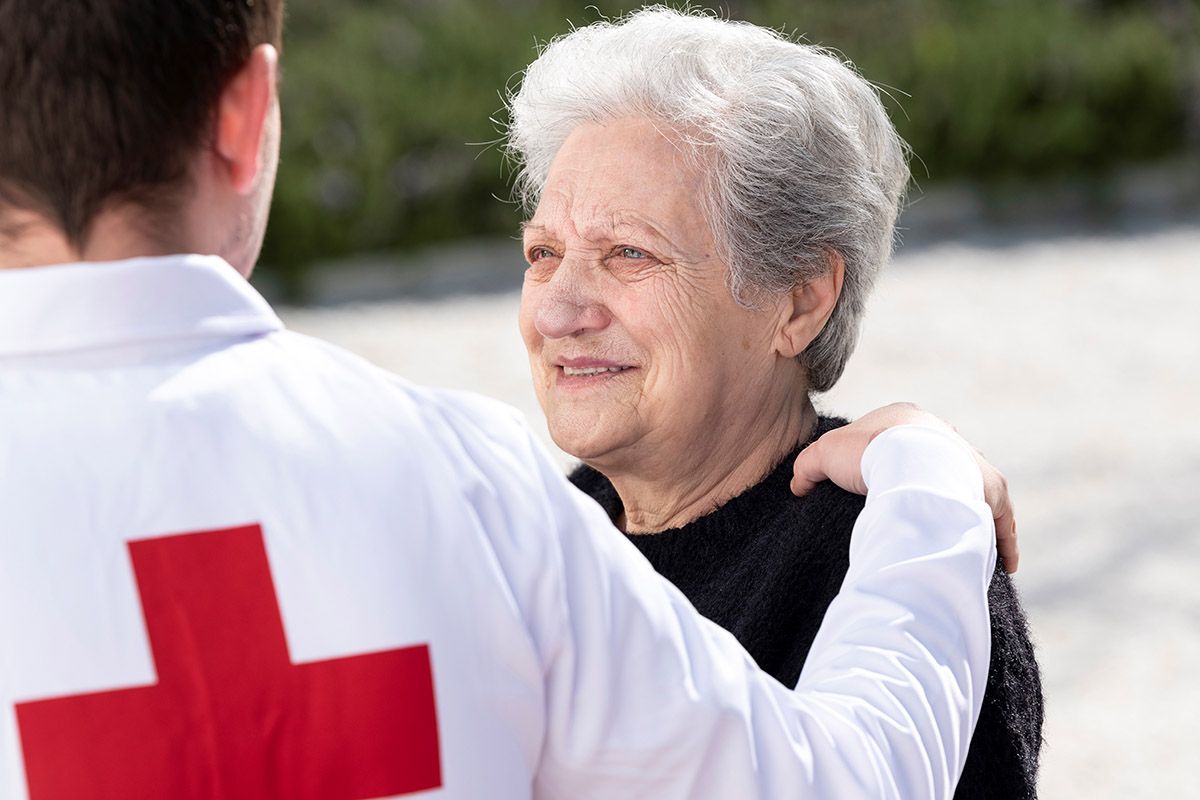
[791,403,1019,573]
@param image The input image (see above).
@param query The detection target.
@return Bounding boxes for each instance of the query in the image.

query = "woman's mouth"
[562,365,631,376]
[554,360,635,387]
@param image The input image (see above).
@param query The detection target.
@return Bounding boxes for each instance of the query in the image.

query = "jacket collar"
[0,254,283,358]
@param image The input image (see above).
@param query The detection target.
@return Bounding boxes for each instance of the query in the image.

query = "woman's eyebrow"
[522,215,691,255]
[610,213,682,249]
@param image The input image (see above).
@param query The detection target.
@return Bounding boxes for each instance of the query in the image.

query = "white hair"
[505,5,910,392]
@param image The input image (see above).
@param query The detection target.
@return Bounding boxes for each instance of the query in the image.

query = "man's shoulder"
[184,328,534,463]
[253,330,522,417]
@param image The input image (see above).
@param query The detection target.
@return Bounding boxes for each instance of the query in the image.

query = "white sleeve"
[530,424,995,800]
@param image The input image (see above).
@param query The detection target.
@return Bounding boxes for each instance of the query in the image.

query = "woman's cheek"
[517,282,546,342]
[645,269,714,330]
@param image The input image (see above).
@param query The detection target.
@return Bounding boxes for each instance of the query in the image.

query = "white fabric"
[0,255,995,799]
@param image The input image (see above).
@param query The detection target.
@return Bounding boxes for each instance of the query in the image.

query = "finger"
[1006,521,1020,574]
[790,443,828,497]
[995,507,1019,574]
[980,466,1019,573]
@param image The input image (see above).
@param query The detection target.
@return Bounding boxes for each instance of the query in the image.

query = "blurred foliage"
[262,0,1197,295]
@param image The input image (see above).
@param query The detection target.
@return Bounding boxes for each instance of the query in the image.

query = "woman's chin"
[547,415,630,464]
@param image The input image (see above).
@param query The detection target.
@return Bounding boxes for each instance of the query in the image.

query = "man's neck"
[605,389,817,534]
[0,209,181,269]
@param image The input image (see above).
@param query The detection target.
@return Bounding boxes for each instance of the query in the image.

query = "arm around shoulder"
[521,423,996,799]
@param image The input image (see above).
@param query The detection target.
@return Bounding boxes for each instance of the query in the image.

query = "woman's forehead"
[545,119,699,190]
[528,179,705,243]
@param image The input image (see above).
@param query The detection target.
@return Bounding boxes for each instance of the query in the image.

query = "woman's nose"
[533,260,611,340]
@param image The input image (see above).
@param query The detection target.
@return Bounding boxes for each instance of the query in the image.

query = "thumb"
[790,441,828,497]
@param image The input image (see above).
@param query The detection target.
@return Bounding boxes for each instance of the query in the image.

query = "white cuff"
[861,424,985,503]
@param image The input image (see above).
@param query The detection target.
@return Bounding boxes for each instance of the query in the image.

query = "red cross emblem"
[15,524,443,799]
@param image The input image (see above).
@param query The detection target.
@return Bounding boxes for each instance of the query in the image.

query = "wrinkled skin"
[518,117,821,531]
[518,116,1020,562]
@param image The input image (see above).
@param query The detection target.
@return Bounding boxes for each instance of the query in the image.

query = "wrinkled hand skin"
[791,402,1019,573]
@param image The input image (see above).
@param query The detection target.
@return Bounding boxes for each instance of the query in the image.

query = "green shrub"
[260,0,1194,296]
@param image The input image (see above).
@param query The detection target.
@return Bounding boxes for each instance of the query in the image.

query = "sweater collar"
[569,416,846,540]
[0,254,283,358]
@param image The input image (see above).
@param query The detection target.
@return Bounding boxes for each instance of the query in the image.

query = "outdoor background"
[261,1,1199,797]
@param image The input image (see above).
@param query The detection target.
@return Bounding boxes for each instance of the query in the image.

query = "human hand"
[791,403,1019,573]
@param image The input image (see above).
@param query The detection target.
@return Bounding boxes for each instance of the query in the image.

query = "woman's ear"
[774,251,845,358]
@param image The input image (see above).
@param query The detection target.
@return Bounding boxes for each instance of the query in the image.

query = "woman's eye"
[528,246,556,262]
[620,247,647,259]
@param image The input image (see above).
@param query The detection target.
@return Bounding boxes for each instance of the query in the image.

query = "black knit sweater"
[570,416,1044,799]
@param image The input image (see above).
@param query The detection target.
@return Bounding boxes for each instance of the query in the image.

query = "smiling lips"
[553,357,634,383]
[563,365,628,376]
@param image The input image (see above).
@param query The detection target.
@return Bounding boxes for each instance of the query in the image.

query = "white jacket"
[0,255,994,799]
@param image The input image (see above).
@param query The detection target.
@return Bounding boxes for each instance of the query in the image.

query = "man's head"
[0,0,285,274]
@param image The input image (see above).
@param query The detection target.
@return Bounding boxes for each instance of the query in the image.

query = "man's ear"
[774,250,845,358]
[213,44,278,195]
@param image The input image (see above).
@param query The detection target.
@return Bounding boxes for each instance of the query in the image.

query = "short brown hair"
[0,0,284,247]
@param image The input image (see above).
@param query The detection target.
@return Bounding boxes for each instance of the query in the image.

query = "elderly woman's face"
[518,117,791,469]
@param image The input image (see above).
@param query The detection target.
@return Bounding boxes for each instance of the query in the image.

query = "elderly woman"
[507,7,1043,798]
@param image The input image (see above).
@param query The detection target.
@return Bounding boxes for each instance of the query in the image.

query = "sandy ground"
[279,223,1200,798]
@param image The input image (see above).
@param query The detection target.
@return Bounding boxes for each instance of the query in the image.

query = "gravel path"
[280,223,1200,798]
